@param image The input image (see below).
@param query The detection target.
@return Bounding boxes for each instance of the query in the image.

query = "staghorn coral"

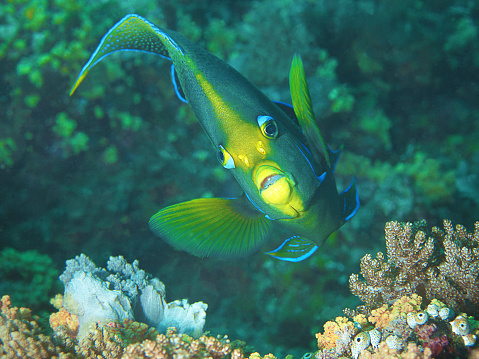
[75,323,124,359]
[425,220,479,312]
[349,220,479,316]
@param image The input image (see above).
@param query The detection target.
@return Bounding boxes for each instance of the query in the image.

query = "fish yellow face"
[190,70,319,221]
[213,110,318,220]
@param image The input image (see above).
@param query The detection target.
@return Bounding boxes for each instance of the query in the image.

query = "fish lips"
[254,165,295,205]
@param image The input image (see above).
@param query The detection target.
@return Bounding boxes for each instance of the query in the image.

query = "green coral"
[103,144,119,164]
[115,112,143,132]
[51,112,89,156]
[0,138,17,168]
[53,112,77,138]
[328,85,355,114]
[396,151,455,204]
[358,109,392,150]
[0,248,60,310]
[69,131,89,154]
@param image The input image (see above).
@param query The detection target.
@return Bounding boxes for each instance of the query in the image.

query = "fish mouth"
[260,174,284,191]
[255,165,286,191]
[254,165,295,205]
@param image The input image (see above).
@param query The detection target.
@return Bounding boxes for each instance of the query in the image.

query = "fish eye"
[217,145,235,169]
[257,115,278,139]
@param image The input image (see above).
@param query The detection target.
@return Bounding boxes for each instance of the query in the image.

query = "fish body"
[70,14,359,261]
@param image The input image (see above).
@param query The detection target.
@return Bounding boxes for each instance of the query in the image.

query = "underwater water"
[0,0,478,358]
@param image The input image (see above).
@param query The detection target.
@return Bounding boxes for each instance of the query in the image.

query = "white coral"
[59,254,208,339]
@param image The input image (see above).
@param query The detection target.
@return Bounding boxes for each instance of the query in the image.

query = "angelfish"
[70,14,359,262]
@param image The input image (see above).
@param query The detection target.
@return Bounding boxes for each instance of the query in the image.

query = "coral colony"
[1,220,479,358]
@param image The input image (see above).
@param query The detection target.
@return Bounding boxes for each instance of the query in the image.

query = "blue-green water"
[1,0,478,357]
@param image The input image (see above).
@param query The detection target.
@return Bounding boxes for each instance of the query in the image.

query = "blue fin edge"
[266,236,319,262]
[171,64,188,103]
[339,177,360,221]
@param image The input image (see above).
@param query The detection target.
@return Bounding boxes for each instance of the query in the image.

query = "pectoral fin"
[266,236,318,262]
[289,54,330,167]
[149,197,272,258]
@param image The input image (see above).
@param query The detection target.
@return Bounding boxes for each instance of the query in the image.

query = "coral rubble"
[349,220,479,315]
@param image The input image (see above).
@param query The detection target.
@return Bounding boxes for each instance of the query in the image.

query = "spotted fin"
[149,197,273,258]
[266,236,318,262]
[289,54,330,167]
[70,14,182,96]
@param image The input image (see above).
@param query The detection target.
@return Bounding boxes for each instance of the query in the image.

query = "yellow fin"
[149,197,272,258]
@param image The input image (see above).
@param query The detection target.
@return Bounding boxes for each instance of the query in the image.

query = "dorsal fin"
[289,54,330,168]
[70,14,183,96]
[171,64,187,103]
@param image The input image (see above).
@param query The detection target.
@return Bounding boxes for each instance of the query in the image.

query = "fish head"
[213,103,322,220]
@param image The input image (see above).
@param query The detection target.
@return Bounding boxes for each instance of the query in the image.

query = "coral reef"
[316,295,478,358]
[0,295,68,358]
[0,295,253,359]
[55,254,207,340]
[349,220,479,316]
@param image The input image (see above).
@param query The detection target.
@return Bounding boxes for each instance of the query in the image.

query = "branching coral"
[1,295,248,359]
[123,331,235,359]
[425,220,479,312]
[0,295,69,358]
[349,220,479,316]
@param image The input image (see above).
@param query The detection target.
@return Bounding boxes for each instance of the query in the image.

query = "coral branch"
[349,220,479,316]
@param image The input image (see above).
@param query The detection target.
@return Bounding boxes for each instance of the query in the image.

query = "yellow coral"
[390,294,422,318]
[49,293,80,338]
[353,313,369,329]
[50,293,63,310]
[368,304,391,329]
[316,320,341,349]
[49,307,79,338]
[315,316,358,350]
[368,295,423,330]
[248,353,276,359]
